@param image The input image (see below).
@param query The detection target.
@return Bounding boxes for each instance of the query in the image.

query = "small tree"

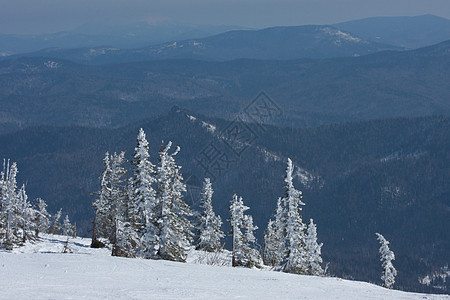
[34,198,51,237]
[305,219,324,275]
[62,215,73,236]
[49,208,62,234]
[196,178,224,252]
[376,233,398,289]
[229,193,260,268]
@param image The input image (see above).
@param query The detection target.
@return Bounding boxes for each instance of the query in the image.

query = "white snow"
[44,61,59,69]
[201,121,216,134]
[0,234,447,299]
[321,27,363,45]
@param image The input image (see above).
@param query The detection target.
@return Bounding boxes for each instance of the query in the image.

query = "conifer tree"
[263,197,286,268]
[0,161,20,248]
[128,128,158,257]
[376,233,398,289]
[263,219,281,266]
[92,152,112,242]
[283,158,308,274]
[34,198,51,237]
[242,215,262,268]
[196,178,224,252]
[62,215,73,236]
[155,141,193,262]
[229,193,260,267]
[17,184,36,243]
[305,219,324,275]
[49,208,62,234]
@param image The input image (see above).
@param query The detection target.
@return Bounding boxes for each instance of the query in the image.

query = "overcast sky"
[1,0,450,34]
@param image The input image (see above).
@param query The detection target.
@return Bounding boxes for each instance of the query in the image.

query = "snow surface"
[1,236,448,299]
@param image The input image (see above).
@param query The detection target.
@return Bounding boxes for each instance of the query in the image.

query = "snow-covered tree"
[305,219,324,275]
[128,128,158,257]
[376,233,398,289]
[229,193,260,267]
[113,219,139,258]
[34,198,51,237]
[283,158,308,274]
[62,215,73,236]
[196,178,224,252]
[263,197,286,268]
[242,215,262,268]
[154,141,193,262]
[49,208,62,234]
[92,152,113,242]
[0,160,21,249]
[17,184,36,243]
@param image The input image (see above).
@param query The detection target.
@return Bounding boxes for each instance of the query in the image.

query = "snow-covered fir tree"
[92,152,112,243]
[128,128,158,258]
[376,233,398,289]
[305,219,324,275]
[263,197,286,268]
[62,215,73,236]
[154,141,193,262]
[34,198,51,237]
[17,184,36,243]
[107,152,128,251]
[49,208,62,234]
[0,161,25,248]
[263,219,281,267]
[229,193,260,267]
[242,215,262,268]
[196,178,224,252]
[282,158,308,274]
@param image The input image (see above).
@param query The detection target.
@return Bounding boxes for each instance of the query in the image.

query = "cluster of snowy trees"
[92,129,225,261]
[91,128,398,289]
[263,158,324,275]
[0,160,74,250]
[91,129,324,274]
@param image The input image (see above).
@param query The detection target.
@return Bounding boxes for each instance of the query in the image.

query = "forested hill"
[0,109,448,293]
[0,40,449,134]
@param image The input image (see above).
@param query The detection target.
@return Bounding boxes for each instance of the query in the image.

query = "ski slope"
[0,235,448,300]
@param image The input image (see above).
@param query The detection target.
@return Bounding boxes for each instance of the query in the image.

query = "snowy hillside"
[0,235,447,300]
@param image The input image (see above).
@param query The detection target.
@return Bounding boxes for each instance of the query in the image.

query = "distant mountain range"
[0,109,448,293]
[0,22,247,56]
[0,40,448,133]
[334,14,450,49]
[1,15,449,63]
[11,25,399,64]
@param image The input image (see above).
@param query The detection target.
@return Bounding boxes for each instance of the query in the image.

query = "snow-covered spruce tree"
[263,219,280,267]
[305,219,324,275]
[17,184,36,243]
[263,196,286,268]
[62,215,73,236]
[92,152,112,246]
[376,233,398,289]
[283,158,308,275]
[229,193,261,267]
[34,198,51,237]
[0,161,21,249]
[242,214,262,268]
[107,152,129,251]
[49,208,62,234]
[196,178,224,252]
[128,128,158,258]
[154,141,193,262]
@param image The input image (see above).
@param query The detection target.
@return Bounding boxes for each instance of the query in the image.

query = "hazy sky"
[1,0,450,34]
